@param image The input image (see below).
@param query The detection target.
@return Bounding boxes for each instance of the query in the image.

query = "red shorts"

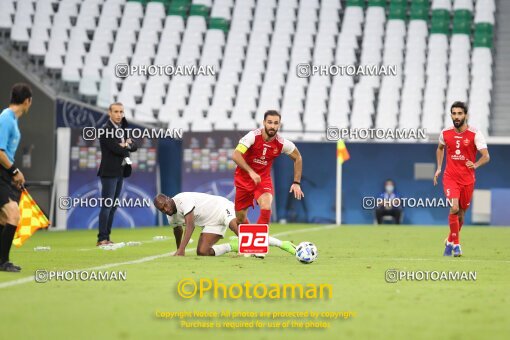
[443,178,475,210]
[234,176,274,211]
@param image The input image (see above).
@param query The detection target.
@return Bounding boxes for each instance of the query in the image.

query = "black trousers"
[376,207,402,224]
[97,176,123,242]
[0,167,21,207]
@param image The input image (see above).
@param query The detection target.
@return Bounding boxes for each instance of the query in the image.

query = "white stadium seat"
[0,0,497,137]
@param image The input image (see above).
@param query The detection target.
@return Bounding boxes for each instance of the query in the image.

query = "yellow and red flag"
[13,190,50,247]
[336,140,350,164]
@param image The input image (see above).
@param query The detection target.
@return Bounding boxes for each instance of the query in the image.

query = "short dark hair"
[10,83,32,105]
[153,193,168,212]
[450,101,468,114]
[108,102,124,111]
[263,110,281,121]
[384,179,395,191]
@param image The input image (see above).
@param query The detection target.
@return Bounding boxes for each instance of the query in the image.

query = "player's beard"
[453,117,466,128]
[265,127,277,137]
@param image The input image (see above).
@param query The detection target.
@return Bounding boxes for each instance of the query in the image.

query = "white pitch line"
[76,237,176,251]
[0,224,340,289]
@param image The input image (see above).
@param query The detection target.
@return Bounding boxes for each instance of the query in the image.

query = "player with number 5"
[434,102,490,257]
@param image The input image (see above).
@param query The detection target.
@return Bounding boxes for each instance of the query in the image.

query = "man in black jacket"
[96,102,137,246]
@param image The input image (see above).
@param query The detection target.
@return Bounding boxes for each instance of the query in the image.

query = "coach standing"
[96,102,137,246]
[0,84,32,272]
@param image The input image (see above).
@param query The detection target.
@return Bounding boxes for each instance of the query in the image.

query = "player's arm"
[174,209,195,256]
[434,143,445,186]
[467,148,490,169]
[287,147,304,199]
[467,132,490,170]
[173,226,183,249]
[228,218,239,236]
[232,143,261,184]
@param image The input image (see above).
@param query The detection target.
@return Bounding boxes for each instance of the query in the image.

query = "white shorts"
[201,202,236,237]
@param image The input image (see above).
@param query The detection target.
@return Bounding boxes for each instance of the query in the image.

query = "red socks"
[257,209,271,225]
[448,214,460,245]
[459,219,464,232]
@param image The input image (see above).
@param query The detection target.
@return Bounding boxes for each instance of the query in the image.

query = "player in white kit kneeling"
[153,192,296,257]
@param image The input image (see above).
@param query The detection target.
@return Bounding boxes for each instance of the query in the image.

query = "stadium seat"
[0,0,497,137]
[432,0,452,11]
[0,0,16,32]
[474,1,495,24]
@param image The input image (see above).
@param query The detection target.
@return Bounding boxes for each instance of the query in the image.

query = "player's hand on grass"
[13,170,25,189]
[290,183,304,200]
[466,161,477,169]
[174,248,185,256]
[433,169,441,186]
[249,171,261,185]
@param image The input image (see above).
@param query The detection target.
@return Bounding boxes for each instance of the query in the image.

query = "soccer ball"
[295,242,318,264]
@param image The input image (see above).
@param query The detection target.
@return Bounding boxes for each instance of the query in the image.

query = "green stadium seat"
[452,19,471,34]
[390,0,407,5]
[430,9,450,34]
[389,2,407,20]
[208,17,229,33]
[411,0,429,5]
[452,10,472,35]
[167,0,191,18]
[410,3,428,21]
[474,23,494,48]
[346,0,365,7]
[474,33,493,48]
[454,9,472,20]
[475,23,494,36]
[410,0,429,20]
[368,0,386,7]
[189,4,210,17]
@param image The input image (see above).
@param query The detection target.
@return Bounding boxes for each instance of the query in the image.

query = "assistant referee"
[0,83,32,273]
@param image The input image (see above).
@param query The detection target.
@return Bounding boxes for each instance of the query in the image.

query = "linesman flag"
[13,189,50,248]
[337,140,350,164]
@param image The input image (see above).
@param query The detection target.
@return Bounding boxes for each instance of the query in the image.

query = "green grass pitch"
[1,224,509,340]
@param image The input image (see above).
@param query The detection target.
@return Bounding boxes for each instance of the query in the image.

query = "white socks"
[268,236,282,247]
[212,243,231,256]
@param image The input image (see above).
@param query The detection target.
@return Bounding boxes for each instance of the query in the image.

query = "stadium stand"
[0,0,498,136]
